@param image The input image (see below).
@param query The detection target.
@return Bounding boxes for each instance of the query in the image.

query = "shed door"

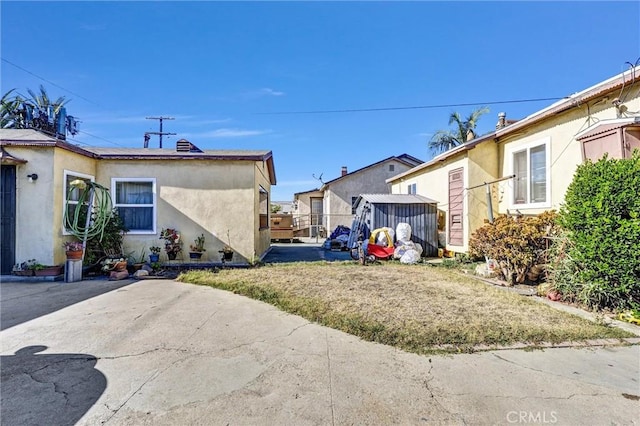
[448,168,464,246]
[1,166,17,274]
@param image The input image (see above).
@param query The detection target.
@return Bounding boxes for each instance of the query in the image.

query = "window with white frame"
[407,183,417,194]
[63,170,94,234]
[112,178,156,233]
[508,137,550,207]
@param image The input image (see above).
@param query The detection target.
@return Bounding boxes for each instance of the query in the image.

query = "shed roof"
[357,193,438,205]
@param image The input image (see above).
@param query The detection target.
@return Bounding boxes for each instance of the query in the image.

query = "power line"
[1,57,100,106]
[255,97,569,115]
[69,130,128,148]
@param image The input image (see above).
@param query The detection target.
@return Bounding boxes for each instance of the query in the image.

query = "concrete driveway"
[263,240,352,263]
[1,278,638,425]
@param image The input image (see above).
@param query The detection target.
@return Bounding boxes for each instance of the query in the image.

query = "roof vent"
[176,139,203,153]
[496,112,507,130]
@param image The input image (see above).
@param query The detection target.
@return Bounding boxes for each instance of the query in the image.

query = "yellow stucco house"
[388,69,640,253]
[0,129,276,273]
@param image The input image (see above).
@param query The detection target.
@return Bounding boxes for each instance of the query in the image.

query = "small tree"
[469,211,557,285]
[552,152,640,310]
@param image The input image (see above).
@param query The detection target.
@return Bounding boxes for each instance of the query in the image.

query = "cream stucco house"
[0,130,276,273]
[292,154,423,237]
[387,69,640,253]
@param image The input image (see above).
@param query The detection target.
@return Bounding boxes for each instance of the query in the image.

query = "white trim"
[111,177,157,234]
[505,137,551,209]
[62,170,95,235]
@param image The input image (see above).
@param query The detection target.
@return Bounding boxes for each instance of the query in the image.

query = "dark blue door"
[1,165,16,274]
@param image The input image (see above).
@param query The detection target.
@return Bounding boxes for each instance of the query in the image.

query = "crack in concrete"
[101,312,219,425]
[434,390,615,402]
[102,369,163,425]
[421,359,468,425]
[97,347,190,360]
[325,331,335,426]
[22,370,70,406]
[285,322,310,337]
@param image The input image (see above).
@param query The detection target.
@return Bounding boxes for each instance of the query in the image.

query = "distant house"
[293,154,423,237]
[271,200,293,214]
[0,130,276,273]
[387,69,640,253]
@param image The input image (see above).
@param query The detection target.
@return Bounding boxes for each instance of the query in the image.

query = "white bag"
[395,223,412,243]
[400,249,420,264]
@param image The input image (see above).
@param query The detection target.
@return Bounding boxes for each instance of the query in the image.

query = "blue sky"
[2,1,639,201]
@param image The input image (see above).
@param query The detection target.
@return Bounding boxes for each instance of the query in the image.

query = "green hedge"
[554,152,640,310]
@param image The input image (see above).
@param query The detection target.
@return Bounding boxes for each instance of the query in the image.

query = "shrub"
[469,211,558,285]
[553,152,640,310]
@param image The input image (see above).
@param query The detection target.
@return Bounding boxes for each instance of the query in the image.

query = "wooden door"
[448,168,464,246]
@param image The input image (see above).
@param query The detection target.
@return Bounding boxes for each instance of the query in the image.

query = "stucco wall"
[466,142,499,242]
[96,159,260,262]
[390,156,470,252]
[292,190,322,233]
[7,146,57,265]
[497,93,640,215]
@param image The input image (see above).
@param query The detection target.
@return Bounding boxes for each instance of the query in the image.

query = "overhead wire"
[2,58,100,106]
[3,58,129,148]
[254,97,569,115]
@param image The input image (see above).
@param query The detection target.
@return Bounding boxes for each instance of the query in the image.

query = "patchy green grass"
[178,262,633,354]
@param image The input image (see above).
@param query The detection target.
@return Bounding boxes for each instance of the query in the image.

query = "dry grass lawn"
[178,262,633,354]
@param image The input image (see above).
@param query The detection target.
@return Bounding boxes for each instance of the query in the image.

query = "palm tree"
[1,85,70,133]
[27,84,68,114]
[428,106,489,154]
[0,89,23,128]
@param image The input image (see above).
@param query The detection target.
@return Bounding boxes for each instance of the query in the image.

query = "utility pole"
[145,116,176,148]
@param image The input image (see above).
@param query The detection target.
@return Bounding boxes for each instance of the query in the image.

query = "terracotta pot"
[13,270,34,276]
[35,266,63,276]
[66,250,83,260]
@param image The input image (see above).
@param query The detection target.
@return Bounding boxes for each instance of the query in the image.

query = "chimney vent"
[341,166,348,176]
[496,112,507,130]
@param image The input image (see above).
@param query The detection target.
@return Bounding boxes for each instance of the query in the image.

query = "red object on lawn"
[366,243,395,260]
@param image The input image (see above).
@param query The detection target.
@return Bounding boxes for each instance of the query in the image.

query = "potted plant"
[218,230,234,261]
[130,247,147,271]
[63,241,84,260]
[24,259,63,277]
[160,228,182,260]
[101,257,128,273]
[12,259,36,276]
[189,234,206,259]
[149,246,161,263]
